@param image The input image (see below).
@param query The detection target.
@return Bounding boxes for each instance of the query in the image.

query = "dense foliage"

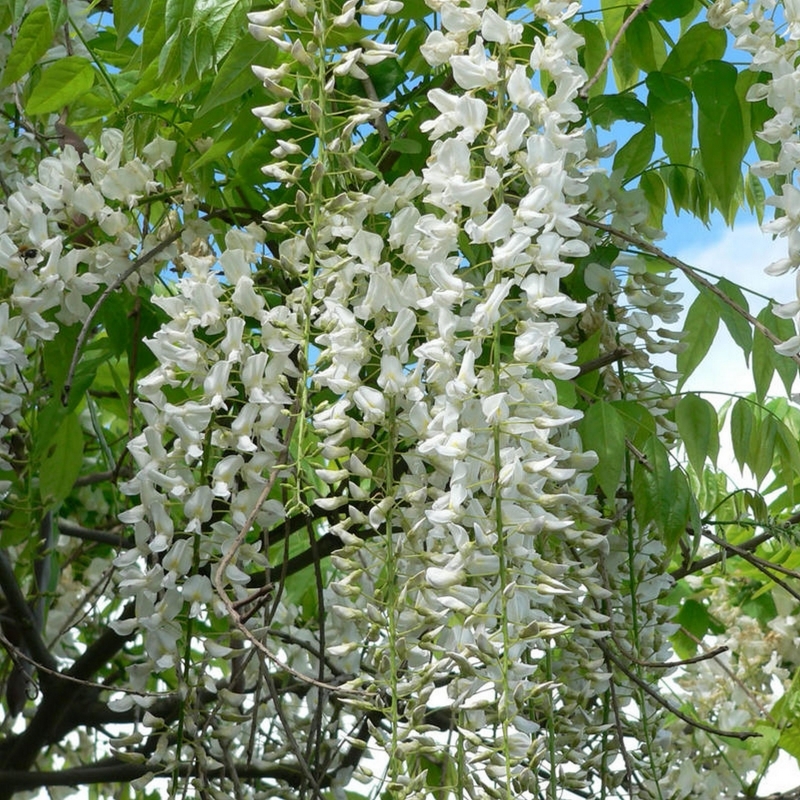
[2,0,800,798]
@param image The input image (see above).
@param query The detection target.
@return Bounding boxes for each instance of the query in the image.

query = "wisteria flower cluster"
[3,1,800,798]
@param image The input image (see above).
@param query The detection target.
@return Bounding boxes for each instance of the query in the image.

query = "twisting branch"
[616,642,729,669]
[62,229,184,404]
[579,1,652,98]
[0,759,306,792]
[671,531,775,580]
[56,519,131,548]
[0,550,57,673]
[702,529,800,603]
[576,347,632,377]
[598,640,760,740]
[577,214,800,368]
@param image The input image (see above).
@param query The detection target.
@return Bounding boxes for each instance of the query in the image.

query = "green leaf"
[753,329,775,403]
[397,23,429,75]
[588,93,650,130]
[670,598,724,658]
[665,468,692,553]
[114,0,151,46]
[141,0,167,70]
[677,290,720,387]
[676,394,719,475]
[665,164,691,213]
[633,437,680,546]
[753,306,798,400]
[693,60,745,215]
[2,6,53,87]
[613,123,655,180]
[730,398,754,473]
[648,0,694,21]
[751,414,777,485]
[159,21,194,81]
[46,0,68,26]
[192,22,216,76]
[600,1,639,90]
[626,12,664,73]
[714,278,753,362]
[193,0,247,60]
[196,40,274,119]
[775,421,800,501]
[0,506,34,547]
[0,2,12,33]
[646,72,692,164]
[612,400,656,448]
[26,57,95,115]
[367,58,407,99]
[388,138,422,154]
[40,411,84,507]
[686,165,711,224]
[639,170,666,228]
[764,307,798,395]
[662,23,727,77]
[165,0,193,38]
[745,171,767,224]
[578,402,627,503]
[575,20,607,97]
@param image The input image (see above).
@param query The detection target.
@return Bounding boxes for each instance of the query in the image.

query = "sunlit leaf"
[578,402,627,503]
[2,5,53,87]
[613,122,655,180]
[676,394,720,475]
[40,411,84,507]
[693,60,745,215]
[26,57,95,115]
[662,23,726,77]
[677,290,720,387]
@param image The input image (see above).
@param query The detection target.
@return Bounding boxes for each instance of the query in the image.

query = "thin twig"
[0,632,164,697]
[62,230,183,405]
[360,77,391,141]
[617,642,730,669]
[671,531,775,580]
[604,659,636,789]
[577,347,632,376]
[702,529,800,603]
[678,627,776,724]
[599,640,760,740]
[580,1,652,98]
[578,214,800,368]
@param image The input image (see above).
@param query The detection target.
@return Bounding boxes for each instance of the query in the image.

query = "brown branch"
[579,1,652,99]
[618,643,729,670]
[0,550,57,673]
[671,531,775,580]
[360,76,391,141]
[599,640,760,740]
[0,759,305,792]
[73,470,129,488]
[56,519,131,548]
[701,529,800,603]
[577,214,800,368]
[0,603,137,784]
[576,347,631,377]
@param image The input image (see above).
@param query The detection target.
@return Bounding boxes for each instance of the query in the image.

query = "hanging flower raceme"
[708,0,800,354]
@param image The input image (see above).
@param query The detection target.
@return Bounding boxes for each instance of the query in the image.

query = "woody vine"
[0,1,800,799]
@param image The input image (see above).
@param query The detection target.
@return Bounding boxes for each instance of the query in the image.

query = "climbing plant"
[1,1,800,798]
